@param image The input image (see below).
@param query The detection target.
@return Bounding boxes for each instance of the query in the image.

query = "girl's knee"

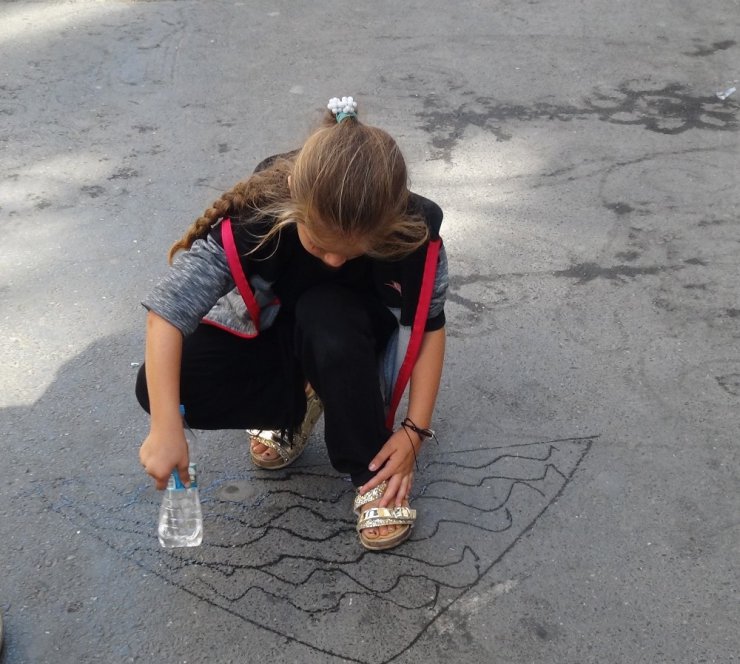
[295,287,376,373]
[311,330,364,371]
[296,284,348,318]
[295,285,372,338]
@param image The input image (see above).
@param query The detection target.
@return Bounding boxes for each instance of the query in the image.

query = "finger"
[396,475,410,507]
[379,475,402,508]
[178,464,191,488]
[359,464,396,495]
[143,462,175,491]
[368,444,394,473]
[147,466,171,490]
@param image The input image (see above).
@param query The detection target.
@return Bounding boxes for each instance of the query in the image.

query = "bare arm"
[406,326,446,432]
[138,231,240,488]
[360,326,446,505]
[138,311,190,489]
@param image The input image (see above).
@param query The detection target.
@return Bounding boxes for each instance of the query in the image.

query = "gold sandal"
[354,481,416,551]
[248,388,323,469]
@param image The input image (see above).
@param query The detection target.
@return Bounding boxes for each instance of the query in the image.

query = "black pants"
[136,284,398,485]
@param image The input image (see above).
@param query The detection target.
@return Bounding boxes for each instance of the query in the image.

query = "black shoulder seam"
[253,149,300,174]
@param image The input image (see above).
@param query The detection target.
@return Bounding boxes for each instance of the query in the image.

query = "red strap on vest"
[385,238,442,429]
[221,217,261,333]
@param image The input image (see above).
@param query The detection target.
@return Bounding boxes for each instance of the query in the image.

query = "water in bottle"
[157,464,203,548]
[157,408,203,548]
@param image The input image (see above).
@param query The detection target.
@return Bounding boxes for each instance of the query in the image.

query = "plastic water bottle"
[157,408,203,548]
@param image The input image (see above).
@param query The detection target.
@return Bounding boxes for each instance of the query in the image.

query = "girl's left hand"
[359,428,421,508]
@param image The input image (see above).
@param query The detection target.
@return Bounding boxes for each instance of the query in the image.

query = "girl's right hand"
[139,426,190,490]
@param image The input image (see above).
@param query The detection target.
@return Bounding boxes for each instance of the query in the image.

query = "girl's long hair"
[168,109,429,263]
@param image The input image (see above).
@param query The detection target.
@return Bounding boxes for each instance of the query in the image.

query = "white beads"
[327,96,358,116]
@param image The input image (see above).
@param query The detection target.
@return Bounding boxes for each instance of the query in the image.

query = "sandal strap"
[356,506,416,532]
[300,392,323,439]
[247,393,324,464]
[353,481,389,514]
[247,429,296,462]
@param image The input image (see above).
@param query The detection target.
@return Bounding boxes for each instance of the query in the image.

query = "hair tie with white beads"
[327,96,358,123]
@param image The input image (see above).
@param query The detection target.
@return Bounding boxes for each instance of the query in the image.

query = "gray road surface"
[1,1,738,662]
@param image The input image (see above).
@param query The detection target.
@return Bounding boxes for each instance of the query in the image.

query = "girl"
[137,97,448,551]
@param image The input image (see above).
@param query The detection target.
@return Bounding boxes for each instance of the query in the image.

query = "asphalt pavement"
[1,1,738,662]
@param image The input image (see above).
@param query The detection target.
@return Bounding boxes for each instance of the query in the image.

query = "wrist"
[400,417,436,444]
[403,428,423,450]
[150,413,185,437]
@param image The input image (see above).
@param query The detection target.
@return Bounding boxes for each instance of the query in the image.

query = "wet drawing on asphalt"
[32,436,593,663]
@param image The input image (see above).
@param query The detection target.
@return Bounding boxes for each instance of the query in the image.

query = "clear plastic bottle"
[157,409,203,548]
